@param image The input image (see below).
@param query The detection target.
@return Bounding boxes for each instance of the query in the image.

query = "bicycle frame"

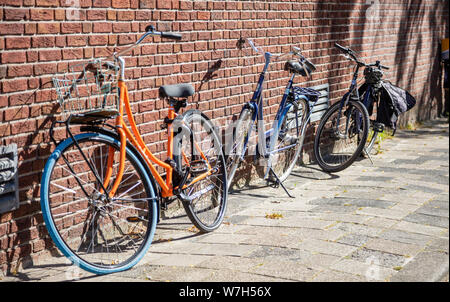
[98,78,216,200]
[237,51,315,168]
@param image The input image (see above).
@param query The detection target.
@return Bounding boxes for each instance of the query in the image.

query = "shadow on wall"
[314,0,447,126]
[1,80,61,275]
[392,0,445,124]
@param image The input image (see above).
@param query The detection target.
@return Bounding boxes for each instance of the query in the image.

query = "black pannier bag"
[377,81,416,131]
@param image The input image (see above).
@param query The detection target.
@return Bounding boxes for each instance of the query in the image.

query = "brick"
[1,52,27,64]
[39,49,62,61]
[37,22,59,34]
[112,0,129,8]
[31,36,55,48]
[5,37,31,49]
[3,8,30,21]
[36,0,59,6]
[61,22,82,34]
[30,8,54,20]
[93,22,112,33]
[0,23,24,35]
[7,65,33,77]
[2,79,28,93]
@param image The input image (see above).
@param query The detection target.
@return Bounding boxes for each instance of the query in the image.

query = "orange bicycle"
[40,26,228,274]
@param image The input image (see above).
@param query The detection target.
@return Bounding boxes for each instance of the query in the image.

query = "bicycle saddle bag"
[381,81,416,114]
[376,81,416,131]
[285,59,316,77]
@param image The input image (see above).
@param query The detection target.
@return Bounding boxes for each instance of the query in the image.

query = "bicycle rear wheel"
[269,99,306,182]
[225,107,254,188]
[40,132,158,274]
[173,110,228,233]
[314,99,369,172]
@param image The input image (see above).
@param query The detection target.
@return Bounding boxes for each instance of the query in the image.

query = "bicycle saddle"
[159,84,195,98]
[285,59,316,77]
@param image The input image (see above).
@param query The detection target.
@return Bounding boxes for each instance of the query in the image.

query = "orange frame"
[103,80,212,199]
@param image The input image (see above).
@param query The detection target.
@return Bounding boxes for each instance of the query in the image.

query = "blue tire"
[40,132,158,275]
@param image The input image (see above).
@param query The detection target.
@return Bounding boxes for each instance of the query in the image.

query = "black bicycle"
[314,43,375,172]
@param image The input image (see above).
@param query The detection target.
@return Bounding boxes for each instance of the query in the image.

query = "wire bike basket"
[52,59,120,123]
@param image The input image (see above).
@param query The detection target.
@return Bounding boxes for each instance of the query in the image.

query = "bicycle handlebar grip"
[381,65,390,70]
[161,32,182,40]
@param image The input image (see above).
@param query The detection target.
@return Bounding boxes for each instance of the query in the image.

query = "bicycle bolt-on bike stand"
[266,167,295,198]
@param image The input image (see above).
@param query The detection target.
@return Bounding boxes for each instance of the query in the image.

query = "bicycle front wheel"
[173,110,228,233]
[40,132,158,274]
[314,99,369,172]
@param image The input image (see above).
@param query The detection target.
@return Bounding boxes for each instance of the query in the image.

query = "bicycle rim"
[173,110,228,233]
[314,100,369,172]
[40,132,157,274]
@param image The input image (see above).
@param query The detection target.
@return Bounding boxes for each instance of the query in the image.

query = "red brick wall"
[0,0,448,273]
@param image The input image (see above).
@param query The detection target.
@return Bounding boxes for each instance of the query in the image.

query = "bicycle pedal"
[373,122,385,132]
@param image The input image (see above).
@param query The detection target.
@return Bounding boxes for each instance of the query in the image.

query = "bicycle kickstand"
[363,148,374,165]
[268,167,295,198]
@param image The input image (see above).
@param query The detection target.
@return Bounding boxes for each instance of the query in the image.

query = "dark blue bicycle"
[226,39,320,196]
[313,43,386,173]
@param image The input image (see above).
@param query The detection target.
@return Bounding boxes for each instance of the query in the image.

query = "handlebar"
[334,42,390,70]
[243,38,305,61]
[111,25,182,59]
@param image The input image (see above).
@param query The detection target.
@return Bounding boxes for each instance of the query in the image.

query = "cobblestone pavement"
[2,118,448,282]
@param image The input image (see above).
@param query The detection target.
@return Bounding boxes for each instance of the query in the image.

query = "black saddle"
[159,84,195,98]
[285,59,316,77]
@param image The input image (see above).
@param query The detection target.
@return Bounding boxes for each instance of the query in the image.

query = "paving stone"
[311,269,367,282]
[355,176,395,182]
[363,217,399,229]
[330,258,395,281]
[356,207,410,220]
[309,197,395,209]
[336,234,372,246]
[364,238,422,257]
[330,222,384,237]
[389,250,449,282]
[248,246,302,259]
[425,237,449,253]
[416,203,449,218]
[249,259,318,281]
[403,213,449,228]
[403,184,444,194]
[298,239,358,257]
[379,229,434,246]
[350,248,408,268]
[205,269,285,282]
[310,205,360,213]
[197,256,262,272]
[393,220,447,237]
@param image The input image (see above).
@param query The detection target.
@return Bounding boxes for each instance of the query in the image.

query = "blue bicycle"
[226,39,320,196]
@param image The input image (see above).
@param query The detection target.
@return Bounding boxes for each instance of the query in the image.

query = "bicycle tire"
[314,99,370,173]
[225,107,254,188]
[40,132,158,274]
[172,110,228,233]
